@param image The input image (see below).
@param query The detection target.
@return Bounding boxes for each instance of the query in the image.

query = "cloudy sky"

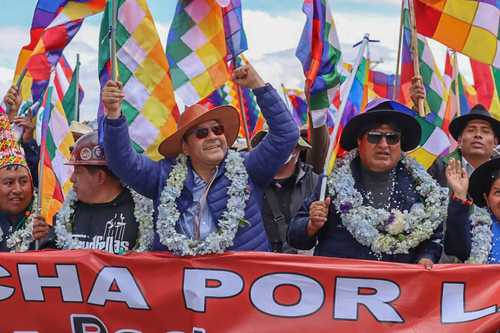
[0,0,471,121]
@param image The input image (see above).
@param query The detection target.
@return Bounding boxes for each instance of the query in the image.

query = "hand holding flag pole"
[408,0,425,117]
[318,34,373,201]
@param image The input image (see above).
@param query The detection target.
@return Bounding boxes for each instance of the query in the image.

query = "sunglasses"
[366,131,401,145]
[188,125,225,140]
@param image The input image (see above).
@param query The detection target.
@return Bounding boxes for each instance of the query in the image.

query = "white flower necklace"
[5,193,36,252]
[466,206,493,264]
[54,188,154,253]
[156,150,250,256]
[328,149,448,256]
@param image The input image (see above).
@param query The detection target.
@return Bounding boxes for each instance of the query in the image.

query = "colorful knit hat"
[0,111,27,169]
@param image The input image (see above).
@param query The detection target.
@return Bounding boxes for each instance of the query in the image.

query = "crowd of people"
[0,64,498,265]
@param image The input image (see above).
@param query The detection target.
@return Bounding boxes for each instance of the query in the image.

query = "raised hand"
[102,80,125,119]
[3,85,22,120]
[446,158,469,201]
[12,109,35,143]
[307,197,331,237]
[32,215,50,241]
[410,76,425,107]
[232,64,266,90]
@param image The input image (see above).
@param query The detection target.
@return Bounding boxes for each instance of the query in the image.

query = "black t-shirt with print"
[69,187,138,254]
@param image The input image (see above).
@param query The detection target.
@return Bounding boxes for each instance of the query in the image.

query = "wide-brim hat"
[159,104,240,158]
[449,104,500,140]
[468,158,500,207]
[340,99,421,151]
[251,130,311,150]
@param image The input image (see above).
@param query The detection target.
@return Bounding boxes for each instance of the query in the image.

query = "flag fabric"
[283,87,309,128]
[200,78,264,139]
[367,69,396,100]
[408,114,451,169]
[14,0,105,104]
[166,0,230,105]
[38,82,74,224]
[326,56,369,174]
[413,0,500,69]
[222,0,247,61]
[54,55,84,123]
[400,1,448,126]
[98,0,179,161]
[296,0,345,128]
[471,59,500,119]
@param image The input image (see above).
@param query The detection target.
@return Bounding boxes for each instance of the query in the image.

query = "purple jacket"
[103,84,299,251]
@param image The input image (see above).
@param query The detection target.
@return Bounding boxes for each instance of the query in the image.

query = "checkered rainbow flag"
[98,0,179,161]
[166,0,230,106]
[414,0,500,69]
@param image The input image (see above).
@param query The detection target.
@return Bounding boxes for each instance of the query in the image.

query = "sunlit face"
[182,120,228,168]
[357,124,402,173]
[486,178,500,220]
[0,166,33,215]
[70,165,101,203]
[458,119,497,160]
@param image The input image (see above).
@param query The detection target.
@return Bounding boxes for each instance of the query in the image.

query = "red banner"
[0,250,498,332]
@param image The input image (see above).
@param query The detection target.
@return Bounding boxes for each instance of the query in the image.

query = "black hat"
[340,99,421,152]
[448,104,500,140]
[468,158,500,207]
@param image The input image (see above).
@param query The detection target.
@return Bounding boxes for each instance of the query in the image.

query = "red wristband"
[451,193,473,206]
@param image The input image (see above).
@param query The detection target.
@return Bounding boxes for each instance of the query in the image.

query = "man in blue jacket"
[101,64,299,255]
[288,99,447,266]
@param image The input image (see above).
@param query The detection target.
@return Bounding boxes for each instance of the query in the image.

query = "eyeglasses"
[188,125,225,140]
[366,131,401,145]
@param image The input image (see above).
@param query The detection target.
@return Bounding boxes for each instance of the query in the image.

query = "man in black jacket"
[288,100,446,266]
[33,132,140,254]
[252,130,319,253]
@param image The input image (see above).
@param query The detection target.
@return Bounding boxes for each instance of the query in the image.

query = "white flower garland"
[466,207,493,264]
[156,150,250,256]
[328,149,448,256]
[54,188,154,253]
[6,193,36,252]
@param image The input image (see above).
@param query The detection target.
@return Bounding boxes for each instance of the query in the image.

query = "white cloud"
[243,10,305,60]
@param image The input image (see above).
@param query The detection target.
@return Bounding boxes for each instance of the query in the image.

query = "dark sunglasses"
[366,131,401,145]
[188,125,225,140]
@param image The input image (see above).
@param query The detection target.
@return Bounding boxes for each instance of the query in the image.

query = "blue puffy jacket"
[103,84,299,251]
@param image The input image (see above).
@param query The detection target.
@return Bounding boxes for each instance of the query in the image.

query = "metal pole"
[319,34,370,200]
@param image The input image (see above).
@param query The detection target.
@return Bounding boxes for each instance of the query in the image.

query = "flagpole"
[393,0,405,100]
[453,51,461,116]
[5,68,28,115]
[236,81,252,150]
[233,56,252,150]
[74,53,81,122]
[408,0,425,117]
[110,0,118,81]
[280,83,292,110]
[35,85,52,251]
[319,34,370,201]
